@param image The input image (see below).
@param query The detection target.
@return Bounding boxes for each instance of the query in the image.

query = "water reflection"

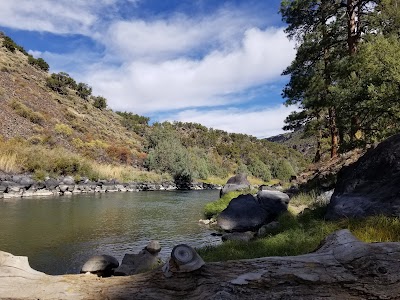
[0,190,220,274]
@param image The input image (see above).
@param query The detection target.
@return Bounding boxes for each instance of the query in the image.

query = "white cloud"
[103,9,264,61]
[0,0,136,34]
[86,27,295,114]
[162,105,298,138]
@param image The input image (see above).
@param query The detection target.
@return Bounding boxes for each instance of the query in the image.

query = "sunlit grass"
[199,190,400,262]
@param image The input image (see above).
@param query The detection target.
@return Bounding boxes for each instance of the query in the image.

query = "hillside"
[266,128,317,161]
[0,33,308,184]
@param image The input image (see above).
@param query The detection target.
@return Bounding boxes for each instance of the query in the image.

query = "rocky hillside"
[266,128,317,161]
[0,34,146,165]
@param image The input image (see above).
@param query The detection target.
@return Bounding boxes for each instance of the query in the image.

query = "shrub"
[28,56,49,71]
[93,96,107,109]
[46,72,77,95]
[76,82,92,100]
[2,36,16,52]
[106,145,133,164]
[10,100,45,125]
[272,159,296,182]
[54,123,73,137]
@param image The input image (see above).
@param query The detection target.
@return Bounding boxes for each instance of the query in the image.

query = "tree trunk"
[1,230,400,299]
[329,107,339,157]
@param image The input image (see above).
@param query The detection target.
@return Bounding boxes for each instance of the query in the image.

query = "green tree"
[280,0,381,156]
[92,96,107,110]
[76,83,92,100]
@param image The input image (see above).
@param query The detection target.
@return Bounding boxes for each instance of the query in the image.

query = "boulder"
[80,255,119,277]
[217,194,268,231]
[220,173,250,197]
[256,190,289,220]
[45,178,59,190]
[326,134,400,219]
[61,176,75,185]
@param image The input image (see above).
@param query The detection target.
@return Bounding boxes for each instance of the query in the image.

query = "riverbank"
[0,174,222,199]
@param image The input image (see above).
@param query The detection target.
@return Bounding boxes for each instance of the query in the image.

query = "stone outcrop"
[326,133,400,219]
[1,230,400,299]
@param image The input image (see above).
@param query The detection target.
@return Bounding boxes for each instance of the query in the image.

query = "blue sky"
[0,0,297,137]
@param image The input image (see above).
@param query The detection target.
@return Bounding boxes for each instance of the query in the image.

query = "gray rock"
[61,176,75,185]
[256,190,289,219]
[257,221,280,237]
[81,255,119,277]
[222,231,255,242]
[217,194,268,231]
[145,241,161,254]
[220,173,251,197]
[45,178,59,189]
[326,133,400,219]
[114,250,162,276]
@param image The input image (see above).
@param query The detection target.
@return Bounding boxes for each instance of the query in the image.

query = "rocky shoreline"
[0,174,222,199]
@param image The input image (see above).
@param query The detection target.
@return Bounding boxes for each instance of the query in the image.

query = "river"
[0,190,221,275]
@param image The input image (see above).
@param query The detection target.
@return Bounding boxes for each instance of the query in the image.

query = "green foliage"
[280,0,400,156]
[92,96,107,110]
[76,82,92,100]
[247,156,272,182]
[116,111,149,136]
[46,72,77,95]
[2,36,16,52]
[272,159,295,182]
[28,56,49,71]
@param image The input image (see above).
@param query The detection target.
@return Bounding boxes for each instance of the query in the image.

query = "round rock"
[145,240,161,254]
[80,255,119,276]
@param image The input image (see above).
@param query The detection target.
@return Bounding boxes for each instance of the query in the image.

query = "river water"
[0,190,221,275]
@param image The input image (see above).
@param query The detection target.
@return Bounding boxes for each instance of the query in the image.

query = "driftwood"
[1,229,400,299]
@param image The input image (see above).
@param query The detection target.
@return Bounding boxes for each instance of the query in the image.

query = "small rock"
[222,231,255,242]
[199,219,211,225]
[257,221,280,237]
[81,255,119,277]
[145,240,161,255]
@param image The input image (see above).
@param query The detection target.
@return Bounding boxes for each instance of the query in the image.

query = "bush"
[10,100,44,125]
[93,96,107,109]
[272,159,296,182]
[2,36,16,52]
[76,82,92,100]
[46,72,77,95]
[54,123,73,137]
[247,158,272,182]
[28,56,49,71]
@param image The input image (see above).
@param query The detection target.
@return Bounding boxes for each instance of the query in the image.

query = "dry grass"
[0,152,20,173]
